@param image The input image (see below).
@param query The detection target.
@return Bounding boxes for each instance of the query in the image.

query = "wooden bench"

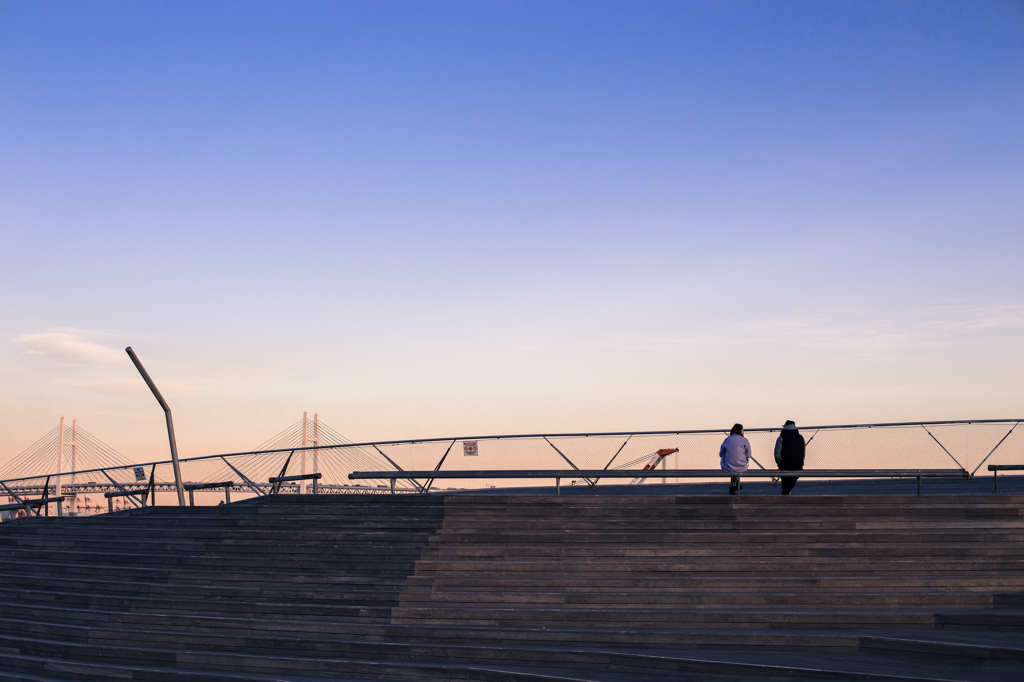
[987,464,1024,492]
[183,481,234,506]
[0,496,66,518]
[268,472,322,494]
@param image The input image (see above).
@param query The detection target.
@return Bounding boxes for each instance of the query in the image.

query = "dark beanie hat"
[784,420,795,426]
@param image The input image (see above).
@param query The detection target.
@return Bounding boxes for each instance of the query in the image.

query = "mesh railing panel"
[2,420,1021,512]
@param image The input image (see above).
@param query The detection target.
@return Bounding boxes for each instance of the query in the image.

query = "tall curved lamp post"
[125,347,186,506]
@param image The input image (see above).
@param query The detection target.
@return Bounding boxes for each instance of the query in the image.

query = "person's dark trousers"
[780,469,801,495]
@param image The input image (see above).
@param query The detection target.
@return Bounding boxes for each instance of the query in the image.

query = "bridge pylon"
[300,412,320,494]
[56,417,79,510]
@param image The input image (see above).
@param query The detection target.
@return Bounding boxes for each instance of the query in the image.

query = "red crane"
[604,447,679,484]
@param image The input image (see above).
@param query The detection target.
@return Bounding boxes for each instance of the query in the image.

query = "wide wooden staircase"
[1,493,1023,681]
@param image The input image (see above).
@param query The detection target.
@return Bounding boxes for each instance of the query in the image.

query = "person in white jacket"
[719,423,752,495]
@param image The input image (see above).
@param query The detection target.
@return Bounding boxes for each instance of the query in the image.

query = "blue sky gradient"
[1,1,1022,461]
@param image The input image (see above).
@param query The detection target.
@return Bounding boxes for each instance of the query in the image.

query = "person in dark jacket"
[773,420,805,495]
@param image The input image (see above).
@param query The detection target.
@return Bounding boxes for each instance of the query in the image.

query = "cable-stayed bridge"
[0,414,406,513]
[0,418,135,485]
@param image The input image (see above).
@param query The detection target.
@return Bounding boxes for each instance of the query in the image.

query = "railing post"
[994,470,998,493]
[312,477,318,495]
[390,478,395,495]
[107,497,113,514]
[189,489,195,506]
[556,477,560,496]
[917,476,921,495]
[224,484,231,504]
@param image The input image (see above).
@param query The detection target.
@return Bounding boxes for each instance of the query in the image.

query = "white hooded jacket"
[719,434,752,473]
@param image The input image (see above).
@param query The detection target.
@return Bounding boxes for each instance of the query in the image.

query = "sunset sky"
[1,1,1022,465]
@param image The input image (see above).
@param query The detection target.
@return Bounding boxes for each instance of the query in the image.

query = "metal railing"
[0,419,1020,513]
[349,469,970,495]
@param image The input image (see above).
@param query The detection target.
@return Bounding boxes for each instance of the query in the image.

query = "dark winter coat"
[774,428,806,470]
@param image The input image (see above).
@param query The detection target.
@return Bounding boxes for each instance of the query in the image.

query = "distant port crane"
[606,447,679,484]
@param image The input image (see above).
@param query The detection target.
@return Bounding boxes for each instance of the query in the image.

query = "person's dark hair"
[730,423,743,435]
[784,420,795,426]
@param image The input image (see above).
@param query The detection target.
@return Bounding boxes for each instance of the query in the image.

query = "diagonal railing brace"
[543,437,594,486]
[971,422,1020,476]
[1,481,24,505]
[373,444,424,492]
[922,425,966,471]
[271,451,295,494]
[423,440,456,494]
[143,465,156,506]
[592,436,632,487]
[101,470,142,509]
[221,456,267,497]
